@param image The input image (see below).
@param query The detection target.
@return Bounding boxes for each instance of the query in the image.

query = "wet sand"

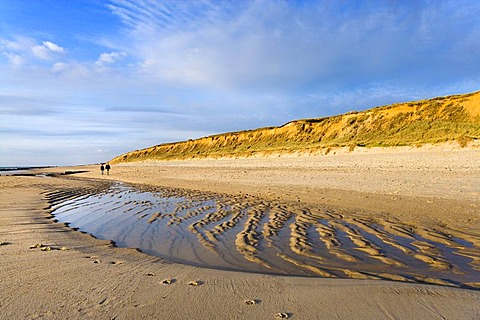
[44,180,479,288]
[2,145,480,319]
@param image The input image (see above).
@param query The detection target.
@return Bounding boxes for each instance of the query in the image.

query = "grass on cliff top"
[111,91,480,163]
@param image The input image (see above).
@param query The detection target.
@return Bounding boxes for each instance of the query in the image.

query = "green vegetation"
[111,90,480,164]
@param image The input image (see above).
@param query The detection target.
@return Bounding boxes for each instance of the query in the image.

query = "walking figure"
[100,164,105,175]
[105,163,111,175]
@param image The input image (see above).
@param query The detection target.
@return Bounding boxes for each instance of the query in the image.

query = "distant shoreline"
[0,165,56,172]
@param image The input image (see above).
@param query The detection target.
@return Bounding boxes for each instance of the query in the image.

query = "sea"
[0,166,54,176]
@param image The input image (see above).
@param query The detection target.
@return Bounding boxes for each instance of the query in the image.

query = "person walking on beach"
[105,163,111,175]
[100,164,105,175]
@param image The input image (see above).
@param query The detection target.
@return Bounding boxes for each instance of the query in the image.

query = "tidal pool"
[46,181,480,289]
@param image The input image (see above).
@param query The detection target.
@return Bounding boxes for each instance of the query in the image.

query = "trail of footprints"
[45,182,480,289]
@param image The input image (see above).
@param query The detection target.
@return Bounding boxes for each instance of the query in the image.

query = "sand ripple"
[45,182,480,289]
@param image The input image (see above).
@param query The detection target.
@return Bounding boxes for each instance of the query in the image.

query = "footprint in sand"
[275,313,289,319]
[30,244,68,251]
[161,279,175,285]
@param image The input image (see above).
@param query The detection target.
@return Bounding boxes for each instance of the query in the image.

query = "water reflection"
[47,182,480,289]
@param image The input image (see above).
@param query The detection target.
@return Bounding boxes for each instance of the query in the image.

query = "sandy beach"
[1,145,480,319]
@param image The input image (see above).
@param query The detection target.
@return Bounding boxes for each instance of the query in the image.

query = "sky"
[1,0,479,166]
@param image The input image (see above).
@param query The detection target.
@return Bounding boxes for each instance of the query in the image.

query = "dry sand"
[1,145,479,319]
[82,145,480,228]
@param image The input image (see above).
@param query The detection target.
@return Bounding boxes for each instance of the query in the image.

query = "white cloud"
[95,51,126,67]
[49,61,93,80]
[43,41,65,53]
[31,45,51,60]
[1,37,32,67]
[0,37,35,52]
[31,41,65,60]
[3,52,24,67]
[1,38,66,67]
[51,62,67,73]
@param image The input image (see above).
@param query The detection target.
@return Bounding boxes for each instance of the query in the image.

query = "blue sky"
[1,0,479,166]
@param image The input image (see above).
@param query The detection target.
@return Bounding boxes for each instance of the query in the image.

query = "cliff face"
[110,90,480,164]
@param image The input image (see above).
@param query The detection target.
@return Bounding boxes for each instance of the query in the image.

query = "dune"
[110,90,480,163]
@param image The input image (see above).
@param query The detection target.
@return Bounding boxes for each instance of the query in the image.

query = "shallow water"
[46,181,480,289]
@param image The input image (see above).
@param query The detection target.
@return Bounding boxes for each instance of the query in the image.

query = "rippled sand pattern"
[45,182,480,289]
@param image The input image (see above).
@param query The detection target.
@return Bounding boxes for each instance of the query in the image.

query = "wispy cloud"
[2,52,24,67]
[106,0,480,94]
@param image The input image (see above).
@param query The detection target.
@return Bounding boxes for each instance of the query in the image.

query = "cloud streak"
[108,0,480,93]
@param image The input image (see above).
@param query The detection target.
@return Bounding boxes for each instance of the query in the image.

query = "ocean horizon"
[0,166,57,176]
[0,166,56,171]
